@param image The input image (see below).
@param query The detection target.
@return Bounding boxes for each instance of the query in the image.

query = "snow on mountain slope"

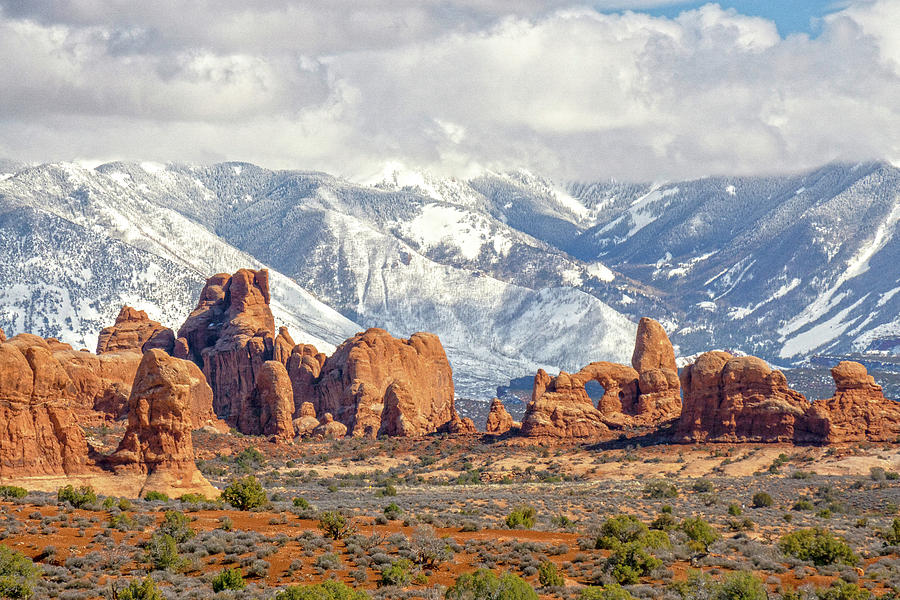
[573,162,900,363]
[0,161,639,397]
[0,163,362,353]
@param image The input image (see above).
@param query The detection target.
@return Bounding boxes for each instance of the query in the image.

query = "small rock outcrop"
[287,344,326,418]
[107,349,217,496]
[96,306,174,355]
[313,328,462,437]
[176,269,277,430]
[313,413,348,438]
[293,402,320,437]
[807,362,900,443]
[676,353,812,443]
[522,318,680,438]
[485,398,516,434]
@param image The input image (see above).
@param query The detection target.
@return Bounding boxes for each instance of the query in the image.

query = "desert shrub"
[870,467,886,481]
[375,482,397,497]
[596,515,648,549]
[678,517,719,553]
[221,476,267,510]
[143,491,169,502]
[159,510,194,543]
[0,544,38,599]
[234,446,265,471]
[107,513,137,531]
[446,569,538,600]
[145,533,184,571]
[691,479,714,493]
[318,511,356,540]
[716,572,766,600]
[751,493,773,508]
[178,493,206,504]
[57,485,97,508]
[792,500,815,511]
[505,505,536,529]
[115,576,163,600]
[642,530,672,550]
[881,517,900,545]
[411,525,453,568]
[380,558,413,587]
[727,504,742,516]
[212,568,245,592]
[538,561,564,587]
[293,497,310,509]
[778,528,858,565]
[606,542,662,584]
[384,503,403,520]
[650,513,677,531]
[218,516,233,531]
[0,487,26,501]
[275,581,367,600]
[643,480,678,499]
[579,585,634,600]
[315,553,342,571]
[816,581,871,600]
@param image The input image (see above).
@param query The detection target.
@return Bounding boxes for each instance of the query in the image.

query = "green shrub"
[792,500,815,511]
[691,479,714,493]
[107,512,137,531]
[596,515,648,549]
[221,475,267,510]
[145,533,184,571]
[678,517,719,553]
[505,505,536,529]
[159,510,194,543]
[579,585,634,600]
[275,581,367,600]
[881,517,900,545]
[57,485,97,508]
[380,558,413,587]
[446,569,538,600]
[211,568,245,592]
[375,482,397,497]
[318,511,356,540]
[816,581,872,600]
[178,493,206,504]
[234,446,265,471]
[538,561,564,587]
[751,492,773,508]
[384,503,403,520]
[292,497,310,509]
[144,491,169,502]
[716,572,766,600]
[643,480,678,499]
[650,512,677,531]
[0,487,26,501]
[606,541,661,584]
[778,528,858,565]
[0,544,38,599]
[642,530,672,550]
[116,576,163,600]
[727,503,742,516]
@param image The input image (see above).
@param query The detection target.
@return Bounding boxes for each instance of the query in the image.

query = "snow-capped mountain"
[0,161,638,396]
[568,161,900,362]
[2,159,898,398]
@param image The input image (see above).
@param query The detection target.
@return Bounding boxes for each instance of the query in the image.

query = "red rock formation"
[0,326,5,342]
[522,318,680,438]
[96,306,174,355]
[313,413,348,438]
[485,398,517,434]
[630,318,681,425]
[251,361,295,441]
[274,327,295,365]
[293,402,320,437]
[0,340,90,477]
[287,344,326,416]
[443,415,478,434]
[314,328,461,437]
[676,353,811,443]
[176,269,276,429]
[107,349,217,496]
[807,362,900,443]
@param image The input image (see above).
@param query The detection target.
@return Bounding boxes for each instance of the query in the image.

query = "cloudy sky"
[0,0,898,182]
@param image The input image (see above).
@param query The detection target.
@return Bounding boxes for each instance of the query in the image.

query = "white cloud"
[0,1,897,182]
